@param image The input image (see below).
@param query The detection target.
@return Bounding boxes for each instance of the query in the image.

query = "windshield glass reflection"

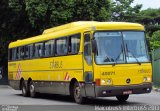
[94,32,125,64]
[94,31,150,65]
[123,31,149,63]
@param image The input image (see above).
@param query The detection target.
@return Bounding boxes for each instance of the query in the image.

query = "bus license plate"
[123,90,132,95]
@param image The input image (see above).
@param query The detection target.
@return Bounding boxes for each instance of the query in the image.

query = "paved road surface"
[0,86,160,111]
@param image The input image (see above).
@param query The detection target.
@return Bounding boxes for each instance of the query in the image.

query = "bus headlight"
[147,77,151,81]
[143,77,151,82]
[101,79,112,85]
[101,80,106,84]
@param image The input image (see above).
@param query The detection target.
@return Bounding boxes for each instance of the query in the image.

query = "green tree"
[0,0,111,67]
[24,0,74,31]
[9,0,111,33]
[0,0,12,80]
[72,0,111,21]
[137,8,160,36]
[150,30,160,50]
[0,0,10,65]
[111,0,142,21]
[138,8,160,23]
[136,8,160,51]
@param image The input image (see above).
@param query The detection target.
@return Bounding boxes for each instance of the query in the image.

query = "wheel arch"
[69,78,78,96]
[27,78,32,87]
[20,78,24,90]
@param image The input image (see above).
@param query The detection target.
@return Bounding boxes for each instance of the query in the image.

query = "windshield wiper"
[114,44,124,64]
[125,44,141,65]
[104,55,114,62]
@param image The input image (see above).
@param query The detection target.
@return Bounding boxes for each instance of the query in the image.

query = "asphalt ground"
[0,86,160,111]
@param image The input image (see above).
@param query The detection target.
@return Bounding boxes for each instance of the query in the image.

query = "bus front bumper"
[95,83,152,97]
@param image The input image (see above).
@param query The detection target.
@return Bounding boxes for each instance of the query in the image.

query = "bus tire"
[116,95,129,102]
[29,81,37,98]
[22,81,29,97]
[73,81,85,104]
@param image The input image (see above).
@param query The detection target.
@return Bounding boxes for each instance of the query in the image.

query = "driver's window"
[84,33,92,65]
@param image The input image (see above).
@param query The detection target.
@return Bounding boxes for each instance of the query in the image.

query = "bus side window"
[24,45,29,59]
[40,43,44,57]
[12,48,16,61]
[44,40,55,57]
[35,44,38,58]
[35,43,44,58]
[20,47,25,59]
[29,44,34,58]
[68,37,72,53]
[16,47,20,60]
[84,34,92,65]
[68,34,80,54]
[56,38,67,55]
[44,41,50,57]
[51,40,55,56]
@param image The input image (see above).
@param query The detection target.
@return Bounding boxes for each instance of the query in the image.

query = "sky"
[133,0,160,10]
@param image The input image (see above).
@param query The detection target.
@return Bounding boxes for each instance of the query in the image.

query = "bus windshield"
[94,31,150,65]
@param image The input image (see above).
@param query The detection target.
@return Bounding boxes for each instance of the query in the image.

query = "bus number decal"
[138,69,151,74]
[102,71,115,76]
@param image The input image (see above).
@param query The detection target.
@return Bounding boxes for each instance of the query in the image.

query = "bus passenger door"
[83,32,95,97]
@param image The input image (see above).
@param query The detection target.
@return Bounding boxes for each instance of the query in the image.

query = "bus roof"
[9,21,145,48]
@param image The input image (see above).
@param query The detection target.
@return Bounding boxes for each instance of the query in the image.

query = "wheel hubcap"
[30,84,34,93]
[75,86,80,99]
[22,86,26,95]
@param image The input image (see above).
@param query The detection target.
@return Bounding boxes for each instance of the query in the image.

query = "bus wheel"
[22,81,29,97]
[73,81,85,104]
[29,81,37,98]
[116,95,129,102]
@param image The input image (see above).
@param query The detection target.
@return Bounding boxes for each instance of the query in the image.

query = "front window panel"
[94,32,125,64]
[94,31,150,65]
[123,31,150,63]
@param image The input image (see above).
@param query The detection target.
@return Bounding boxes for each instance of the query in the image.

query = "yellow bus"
[8,21,152,104]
